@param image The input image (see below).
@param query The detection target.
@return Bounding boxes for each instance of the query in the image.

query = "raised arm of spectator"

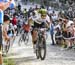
[0,0,12,11]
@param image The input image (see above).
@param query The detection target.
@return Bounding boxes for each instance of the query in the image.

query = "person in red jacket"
[12,13,18,36]
[12,14,17,25]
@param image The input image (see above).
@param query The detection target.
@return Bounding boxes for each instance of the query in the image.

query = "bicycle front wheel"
[39,40,46,60]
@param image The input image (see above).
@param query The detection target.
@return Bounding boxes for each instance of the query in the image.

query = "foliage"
[3,58,15,65]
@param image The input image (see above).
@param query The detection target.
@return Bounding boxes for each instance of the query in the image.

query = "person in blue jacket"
[50,16,55,45]
[0,0,12,65]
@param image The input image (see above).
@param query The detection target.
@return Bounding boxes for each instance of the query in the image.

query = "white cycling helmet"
[14,25,17,29]
[25,21,28,25]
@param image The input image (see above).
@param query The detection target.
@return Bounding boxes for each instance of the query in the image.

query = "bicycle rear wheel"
[5,40,10,54]
[35,41,40,59]
[24,32,29,45]
[18,35,22,46]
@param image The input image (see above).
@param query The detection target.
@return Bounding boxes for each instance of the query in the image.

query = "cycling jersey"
[7,23,14,35]
[31,14,50,29]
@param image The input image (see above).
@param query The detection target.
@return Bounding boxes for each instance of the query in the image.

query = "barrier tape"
[63,37,75,40]
[55,35,62,38]
[55,35,75,40]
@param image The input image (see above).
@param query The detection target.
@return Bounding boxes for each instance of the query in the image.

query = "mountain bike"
[23,31,29,45]
[18,30,29,46]
[35,28,47,60]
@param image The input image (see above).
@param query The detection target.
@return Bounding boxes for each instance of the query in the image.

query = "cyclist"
[12,13,17,26]
[18,3,21,12]
[12,13,18,35]
[23,8,28,19]
[2,14,10,54]
[38,6,47,16]
[3,14,16,54]
[29,6,50,53]
[8,22,14,38]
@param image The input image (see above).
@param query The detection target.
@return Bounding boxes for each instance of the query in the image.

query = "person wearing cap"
[38,6,47,19]
[0,0,12,65]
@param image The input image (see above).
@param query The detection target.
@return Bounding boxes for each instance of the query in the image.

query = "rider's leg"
[51,34,55,45]
[32,29,38,44]
[31,29,38,52]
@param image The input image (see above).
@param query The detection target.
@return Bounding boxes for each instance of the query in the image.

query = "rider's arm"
[46,15,51,28]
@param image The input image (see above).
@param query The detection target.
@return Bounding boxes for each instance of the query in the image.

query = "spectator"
[12,14,17,26]
[0,0,12,65]
[50,16,55,45]
[55,18,62,45]
[18,3,21,12]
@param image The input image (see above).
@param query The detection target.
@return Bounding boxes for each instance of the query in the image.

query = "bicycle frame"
[35,28,47,60]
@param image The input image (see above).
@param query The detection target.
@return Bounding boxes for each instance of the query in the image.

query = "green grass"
[3,58,15,65]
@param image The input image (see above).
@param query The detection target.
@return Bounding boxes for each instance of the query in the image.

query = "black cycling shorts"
[33,21,46,28]
[31,22,46,35]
